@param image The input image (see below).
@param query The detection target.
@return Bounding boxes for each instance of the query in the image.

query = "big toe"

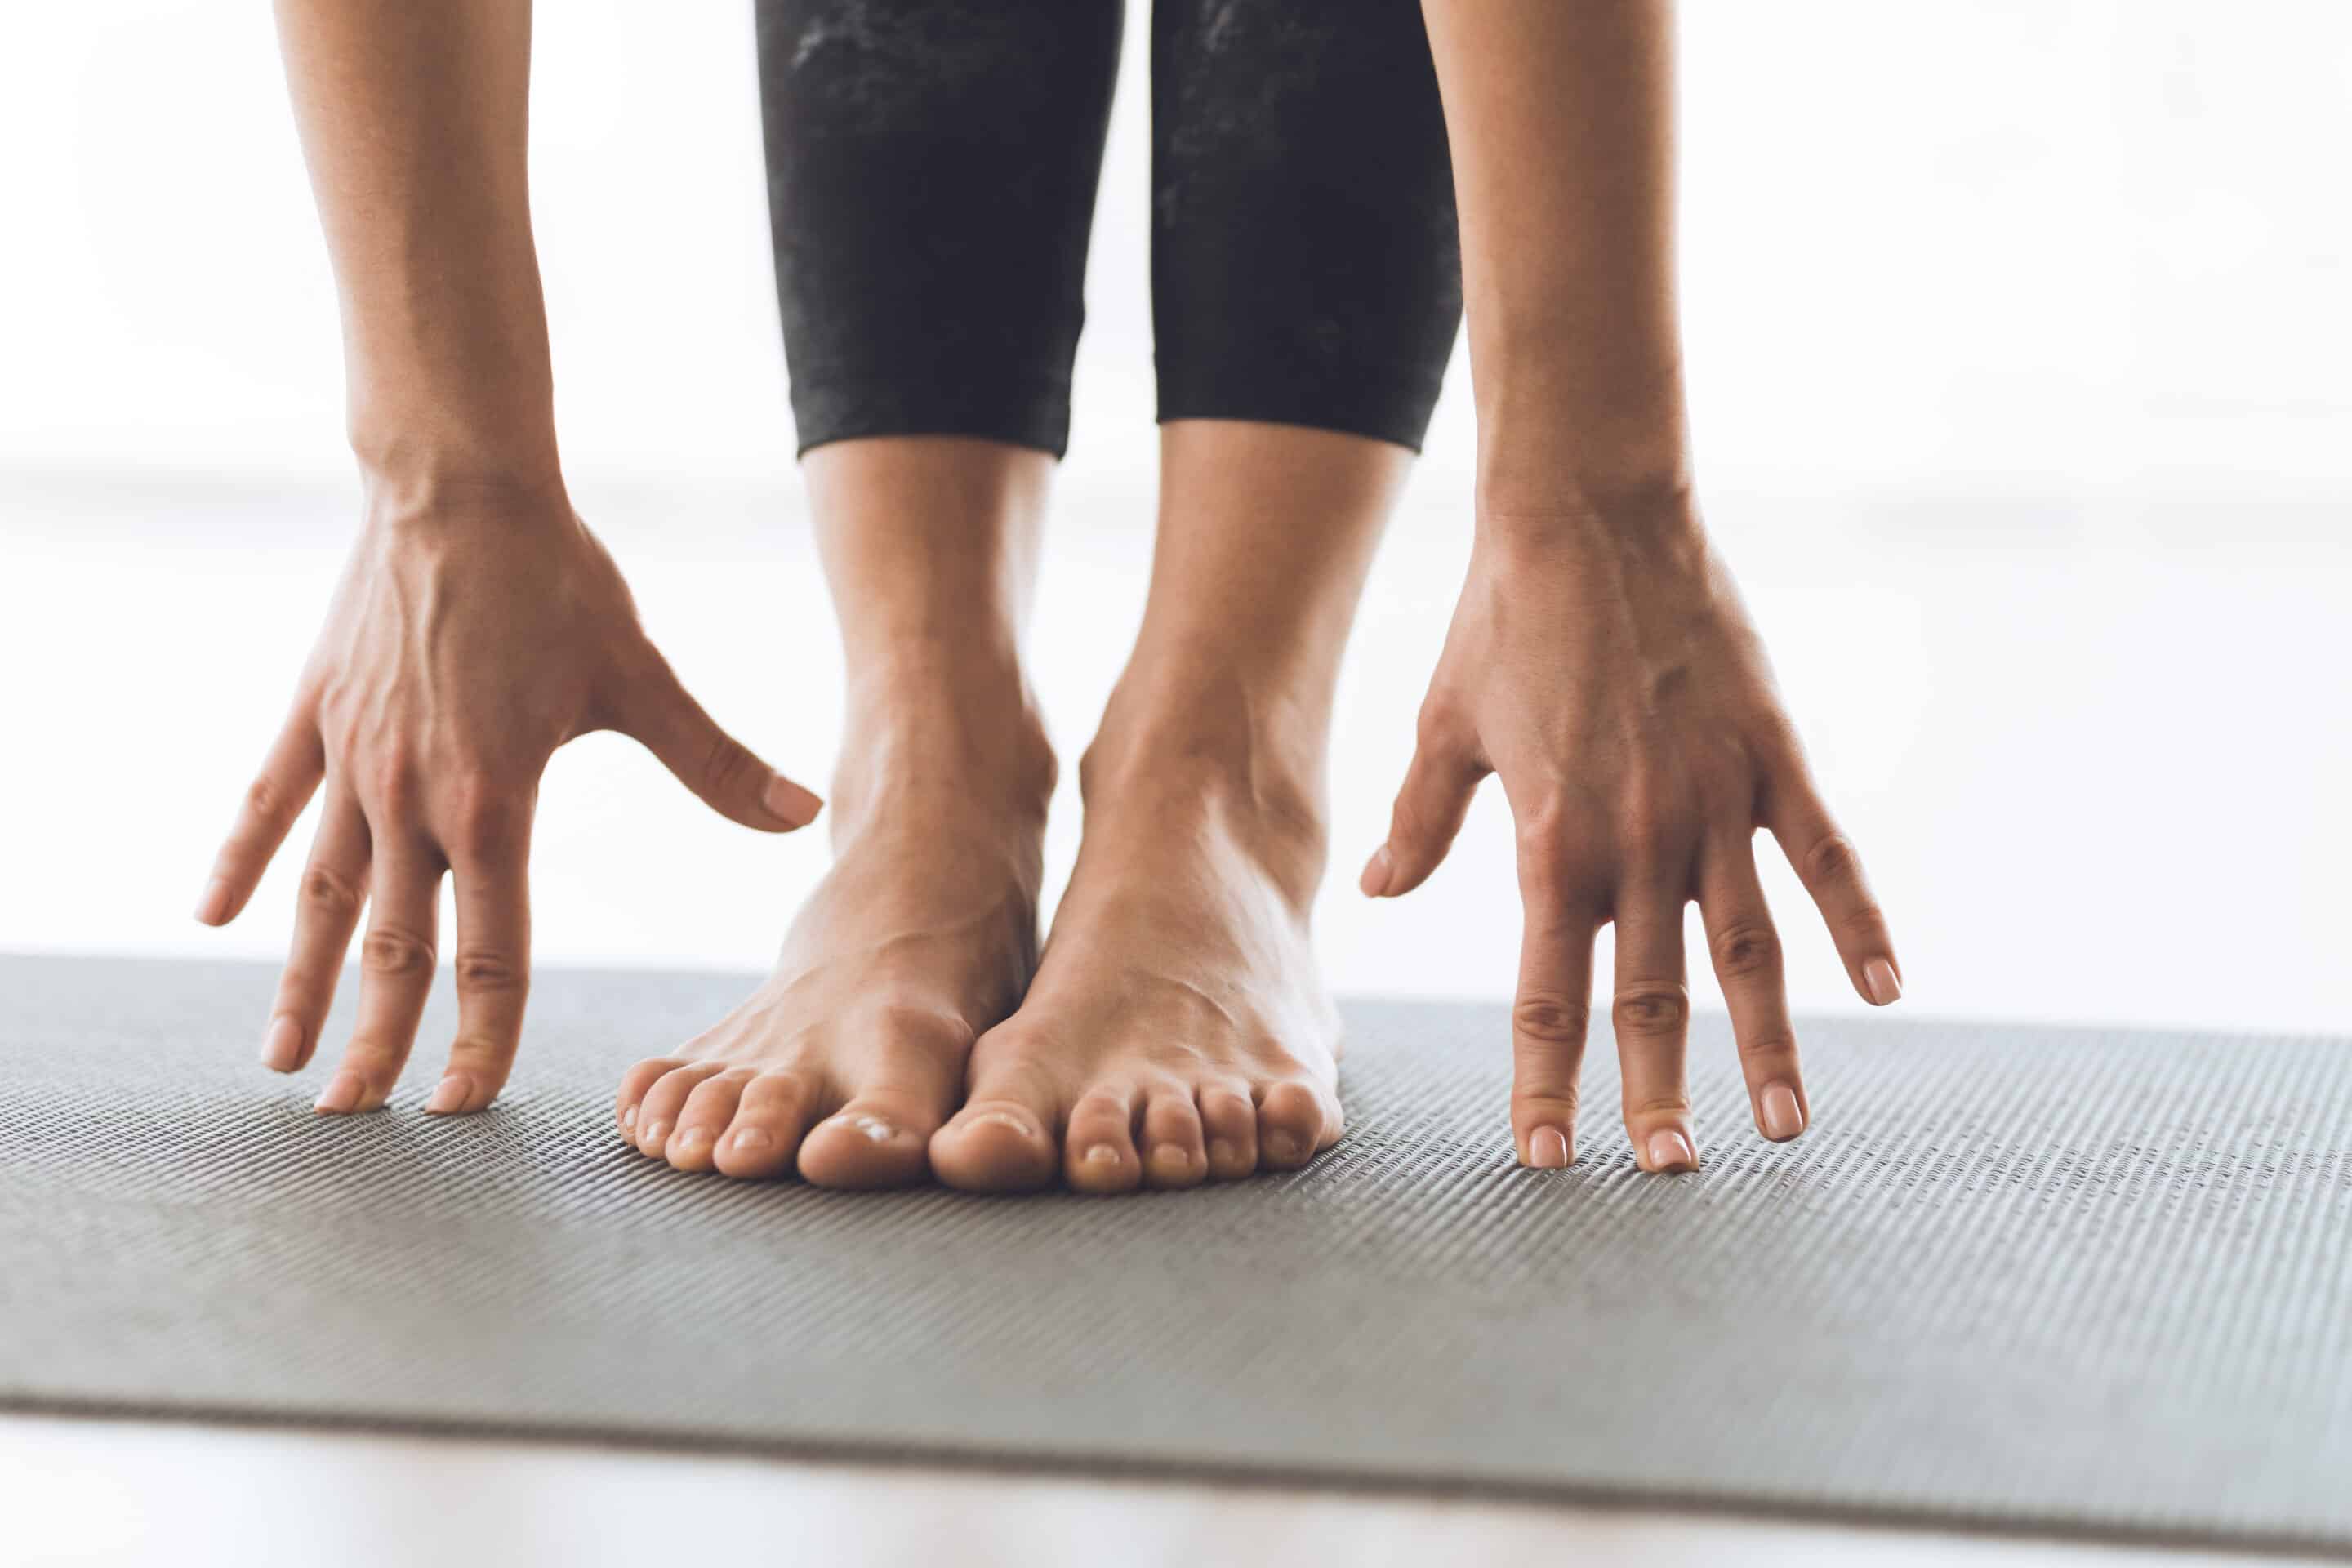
[798,1088,943,1189]
[931,1075,1059,1193]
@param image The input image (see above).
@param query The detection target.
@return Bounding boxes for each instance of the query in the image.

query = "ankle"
[834,658,1058,828]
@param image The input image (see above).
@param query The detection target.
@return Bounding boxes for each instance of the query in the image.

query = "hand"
[194,482,822,1116]
[1361,497,1900,1172]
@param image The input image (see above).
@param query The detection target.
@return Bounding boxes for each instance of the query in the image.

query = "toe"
[711,1071,819,1180]
[616,1058,682,1142]
[1140,1086,1206,1189]
[931,1081,1059,1194]
[1255,1079,1332,1171]
[1063,1084,1142,1195]
[798,1087,943,1189]
[1197,1083,1258,1180]
[666,1069,752,1173]
[635,1063,722,1159]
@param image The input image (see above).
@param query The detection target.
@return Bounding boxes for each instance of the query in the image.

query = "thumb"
[1361,739,1482,898]
[617,652,822,832]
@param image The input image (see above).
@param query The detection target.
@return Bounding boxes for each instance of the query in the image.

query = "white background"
[3,0,2349,1036]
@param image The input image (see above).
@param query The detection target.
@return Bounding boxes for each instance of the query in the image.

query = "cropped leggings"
[756,0,1463,459]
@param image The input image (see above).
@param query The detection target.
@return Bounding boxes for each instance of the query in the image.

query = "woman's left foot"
[930,706,1344,1194]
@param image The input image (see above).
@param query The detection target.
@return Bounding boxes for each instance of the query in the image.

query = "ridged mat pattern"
[3,956,2349,1552]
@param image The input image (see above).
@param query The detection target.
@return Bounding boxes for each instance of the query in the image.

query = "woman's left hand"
[1360,493,1902,1173]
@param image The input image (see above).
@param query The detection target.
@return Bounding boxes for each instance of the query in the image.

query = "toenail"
[972,1111,1035,1138]
[621,1105,637,1134]
[730,1127,773,1152]
[314,1071,363,1115]
[1264,1133,1301,1164]
[1208,1138,1240,1169]
[674,1126,712,1154]
[1152,1143,1191,1169]
[1084,1144,1120,1166]
[643,1119,672,1149]
[425,1075,472,1116]
[841,1114,897,1144]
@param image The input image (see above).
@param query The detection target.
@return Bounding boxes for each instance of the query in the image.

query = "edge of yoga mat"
[5,956,2349,1558]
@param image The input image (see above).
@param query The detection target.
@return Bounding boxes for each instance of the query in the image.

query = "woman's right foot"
[613,695,1054,1187]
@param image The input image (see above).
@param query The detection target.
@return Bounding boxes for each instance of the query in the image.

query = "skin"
[1368,0,1904,1172]
[195,0,820,1116]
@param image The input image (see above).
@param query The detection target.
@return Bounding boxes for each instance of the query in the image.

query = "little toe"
[1255,1079,1332,1171]
[798,1088,943,1189]
[1140,1087,1207,1189]
[616,1057,684,1142]
[931,1088,1059,1193]
[1197,1085,1258,1180]
[1063,1085,1142,1195]
[635,1063,723,1159]
[666,1069,753,1173]
[711,1071,819,1180]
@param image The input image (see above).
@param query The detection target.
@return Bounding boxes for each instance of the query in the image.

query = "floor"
[7,1414,2319,1568]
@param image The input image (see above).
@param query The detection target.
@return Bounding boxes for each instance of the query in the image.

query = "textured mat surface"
[4,956,2349,1552]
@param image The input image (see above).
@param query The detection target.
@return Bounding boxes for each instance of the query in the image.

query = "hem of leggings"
[790,385,1073,462]
[1154,397,1436,456]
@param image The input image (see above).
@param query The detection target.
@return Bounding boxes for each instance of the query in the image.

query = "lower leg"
[615,437,1056,1187]
[933,420,1412,1193]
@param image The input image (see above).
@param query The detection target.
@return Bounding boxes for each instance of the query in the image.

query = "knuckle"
[1835,901,1889,943]
[1413,696,1468,754]
[243,773,286,824]
[452,948,525,995]
[1737,1031,1799,1066]
[1709,920,1782,980]
[1611,984,1690,1037]
[360,925,434,978]
[298,864,363,919]
[702,732,754,793]
[1512,989,1592,1045]
[1804,832,1864,886]
[1624,1092,1694,1121]
[445,1034,514,1070]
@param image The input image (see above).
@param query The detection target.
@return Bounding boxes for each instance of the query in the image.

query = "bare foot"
[614,706,1053,1187]
[929,710,1343,1195]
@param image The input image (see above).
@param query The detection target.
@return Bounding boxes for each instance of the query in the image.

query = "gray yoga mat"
[4,956,2349,1554]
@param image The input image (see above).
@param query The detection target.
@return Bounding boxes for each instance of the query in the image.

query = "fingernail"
[1084,1143,1120,1166]
[1760,1082,1805,1141]
[194,879,231,925]
[1864,957,1903,1005]
[1208,1138,1240,1169]
[259,1017,302,1073]
[730,1126,773,1152]
[764,775,823,827]
[1357,845,1393,898]
[1264,1132,1302,1165]
[1526,1125,1570,1169]
[425,1075,473,1116]
[1645,1128,1696,1172]
[620,1104,637,1134]
[314,1071,364,1115]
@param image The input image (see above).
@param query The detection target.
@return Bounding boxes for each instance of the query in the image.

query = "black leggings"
[756,0,1463,459]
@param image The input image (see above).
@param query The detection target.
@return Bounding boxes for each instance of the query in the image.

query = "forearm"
[274,0,559,493]
[1420,0,1689,515]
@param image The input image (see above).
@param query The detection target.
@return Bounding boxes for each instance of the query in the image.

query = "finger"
[1613,875,1697,1174]
[1362,736,1484,897]
[1508,826,1603,1169]
[198,708,324,926]
[315,838,442,1115]
[1762,753,1902,1006]
[428,800,534,1116]
[260,790,372,1075]
[612,648,822,833]
[1698,834,1806,1142]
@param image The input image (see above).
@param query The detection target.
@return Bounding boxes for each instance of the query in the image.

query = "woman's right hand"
[194,480,822,1116]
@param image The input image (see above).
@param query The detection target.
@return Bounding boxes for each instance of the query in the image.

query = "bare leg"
[931,421,1410,1192]
[614,437,1057,1187]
